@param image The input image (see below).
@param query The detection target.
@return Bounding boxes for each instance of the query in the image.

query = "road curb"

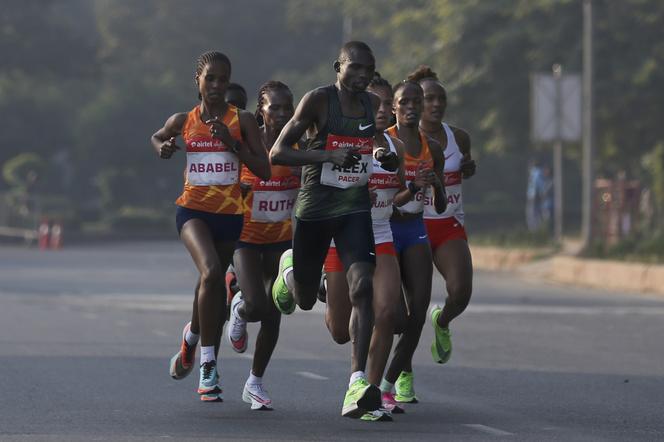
[470,245,664,296]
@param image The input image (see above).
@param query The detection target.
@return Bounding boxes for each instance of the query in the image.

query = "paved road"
[0,242,663,441]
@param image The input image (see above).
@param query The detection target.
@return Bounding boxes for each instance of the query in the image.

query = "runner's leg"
[432,239,473,328]
[385,242,433,383]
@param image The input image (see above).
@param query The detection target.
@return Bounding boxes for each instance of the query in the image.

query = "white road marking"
[54,294,664,317]
[464,424,514,436]
[296,371,329,381]
[466,304,664,316]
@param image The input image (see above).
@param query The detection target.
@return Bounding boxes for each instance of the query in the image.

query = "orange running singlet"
[387,125,433,214]
[239,163,300,244]
[175,105,244,215]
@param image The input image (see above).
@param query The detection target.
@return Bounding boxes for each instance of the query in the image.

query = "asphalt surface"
[0,241,663,441]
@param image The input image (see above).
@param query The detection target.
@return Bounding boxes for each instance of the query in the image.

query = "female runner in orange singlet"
[151,51,270,402]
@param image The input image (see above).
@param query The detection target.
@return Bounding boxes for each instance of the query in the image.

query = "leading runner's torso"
[295,85,375,221]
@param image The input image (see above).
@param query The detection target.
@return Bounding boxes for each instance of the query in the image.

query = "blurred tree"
[0,0,662,236]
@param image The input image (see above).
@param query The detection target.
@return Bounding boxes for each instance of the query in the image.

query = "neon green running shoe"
[360,409,393,422]
[342,378,381,418]
[272,249,295,315]
[394,371,418,404]
[431,306,452,364]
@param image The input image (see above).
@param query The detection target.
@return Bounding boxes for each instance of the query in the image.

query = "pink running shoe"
[381,391,405,414]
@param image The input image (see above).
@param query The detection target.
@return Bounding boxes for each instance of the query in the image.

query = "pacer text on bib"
[320,135,374,189]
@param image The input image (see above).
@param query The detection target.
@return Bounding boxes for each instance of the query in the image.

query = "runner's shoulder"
[449,126,471,150]
[387,134,406,152]
[162,112,188,134]
[297,87,329,116]
[425,134,443,153]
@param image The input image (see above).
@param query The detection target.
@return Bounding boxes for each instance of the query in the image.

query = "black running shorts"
[292,211,375,287]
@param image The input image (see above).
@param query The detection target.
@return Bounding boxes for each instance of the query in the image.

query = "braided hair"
[407,65,439,83]
[368,71,392,91]
[255,80,292,127]
[407,65,446,97]
[392,79,422,97]
[194,51,232,100]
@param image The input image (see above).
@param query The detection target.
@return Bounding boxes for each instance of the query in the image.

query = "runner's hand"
[460,153,476,178]
[413,162,435,188]
[374,148,399,172]
[159,137,180,159]
[205,117,233,146]
[327,147,361,168]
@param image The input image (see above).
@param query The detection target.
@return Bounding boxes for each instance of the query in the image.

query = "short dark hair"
[338,41,374,63]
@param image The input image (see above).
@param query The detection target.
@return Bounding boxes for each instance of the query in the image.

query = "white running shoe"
[228,292,248,353]
[242,382,273,410]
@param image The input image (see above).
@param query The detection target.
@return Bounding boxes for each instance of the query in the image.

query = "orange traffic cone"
[38,219,50,250]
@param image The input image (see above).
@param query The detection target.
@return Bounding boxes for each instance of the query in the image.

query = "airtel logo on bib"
[331,139,370,149]
[191,140,224,149]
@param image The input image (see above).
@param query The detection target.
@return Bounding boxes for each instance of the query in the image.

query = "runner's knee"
[293,280,319,310]
[446,280,472,310]
[326,316,350,344]
[200,263,223,289]
[348,273,373,302]
[241,296,267,321]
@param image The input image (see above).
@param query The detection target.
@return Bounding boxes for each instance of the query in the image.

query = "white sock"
[380,378,394,394]
[283,267,294,292]
[200,345,215,364]
[349,370,365,387]
[247,371,262,385]
[185,330,199,346]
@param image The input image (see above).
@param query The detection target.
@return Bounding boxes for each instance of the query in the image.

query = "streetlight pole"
[581,0,594,250]
[553,63,564,244]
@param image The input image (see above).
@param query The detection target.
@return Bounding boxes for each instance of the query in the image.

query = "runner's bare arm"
[428,136,448,214]
[151,113,187,159]
[452,126,476,178]
[237,110,271,180]
[391,137,412,208]
[270,89,358,168]
[270,89,328,166]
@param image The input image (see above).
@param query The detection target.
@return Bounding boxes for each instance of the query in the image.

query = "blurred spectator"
[526,159,543,231]
[540,165,553,230]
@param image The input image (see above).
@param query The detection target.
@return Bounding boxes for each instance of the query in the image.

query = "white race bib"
[320,134,373,189]
[399,185,430,214]
[249,175,300,223]
[186,151,239,186]
[424,171,463,219]
[370,172,400,221]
